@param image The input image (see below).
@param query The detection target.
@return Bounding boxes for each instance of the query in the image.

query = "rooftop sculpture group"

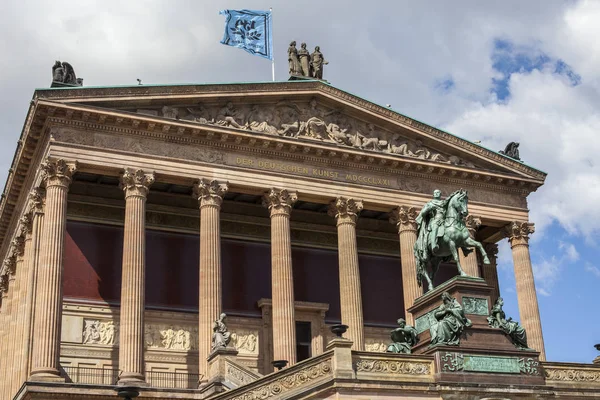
[499,142,521,161]
[51,61,83,87]
[414,189,490,290]
[288,42,328,80]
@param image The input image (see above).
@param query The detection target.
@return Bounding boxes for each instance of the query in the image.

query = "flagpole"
[270,7,275,81]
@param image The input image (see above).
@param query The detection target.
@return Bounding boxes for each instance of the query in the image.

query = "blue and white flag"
[219,9,273,60]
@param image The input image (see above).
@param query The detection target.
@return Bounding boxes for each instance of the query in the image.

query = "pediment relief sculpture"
[148,101,476,168]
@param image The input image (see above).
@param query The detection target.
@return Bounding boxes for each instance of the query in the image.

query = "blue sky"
[0,0,598,364]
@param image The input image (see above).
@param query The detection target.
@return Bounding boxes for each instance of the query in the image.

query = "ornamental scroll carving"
[355,359,431,375]
[229,360,332,400]
[545,367,600,383]
[154,101,476,168]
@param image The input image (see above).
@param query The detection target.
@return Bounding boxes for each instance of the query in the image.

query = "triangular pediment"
[33,80,546,183]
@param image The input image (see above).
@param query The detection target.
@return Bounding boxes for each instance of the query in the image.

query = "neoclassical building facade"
[0,80,598,399]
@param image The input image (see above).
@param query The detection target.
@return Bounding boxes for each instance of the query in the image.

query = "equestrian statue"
[414,189,490,291]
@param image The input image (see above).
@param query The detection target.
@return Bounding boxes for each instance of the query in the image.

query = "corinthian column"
[328,197,364,350]
[30,159,76,382]
[12,229,28,395]
[505,221,546,360]
[1,257,16,397]
[482,243,500,303]
[458,215,482,277]
[194,179,228,381]
[390,206,420,325]
[23,188,45,378]
[118,169,154,385]
[263,188,298,366]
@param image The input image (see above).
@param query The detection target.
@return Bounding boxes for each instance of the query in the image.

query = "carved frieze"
[145,324,197,351]
[355,358,431,375]
[364,340,388,353]
[157,101,477,168]
[462,297,489,316]
[545,366,600,383]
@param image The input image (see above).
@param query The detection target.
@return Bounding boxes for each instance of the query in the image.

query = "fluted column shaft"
[11,234,27,396]
[195,179,228,380]
[505,221,546,360]
[482,243,500,303]
[118,169,154,384]
[31,159,76,381]
[1,267,16,398]
[390,206,420,325]
[329,197,364,350]
[0,286,8,399]
[23,189,45,378]
[458,215,481,277]
[263,189,298,366]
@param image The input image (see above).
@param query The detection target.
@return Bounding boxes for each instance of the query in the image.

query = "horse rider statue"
[414,189,490,291]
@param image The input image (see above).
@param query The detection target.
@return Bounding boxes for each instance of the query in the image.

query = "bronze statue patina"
[310,46,328,80]
[386,318,419,354]
[430,292,472,347]
[414,189,490,291]
[211,313,231,351]
[499,142,521,160]
[487,298,530,350]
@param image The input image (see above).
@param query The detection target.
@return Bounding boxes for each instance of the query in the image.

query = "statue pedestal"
[408,276,544,385]
[199,347,239,393]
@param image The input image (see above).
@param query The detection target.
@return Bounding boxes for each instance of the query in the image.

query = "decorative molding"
[545,366,600,383]
[355,358,431,375]
[228,360,332,400]
[441,352,464,372]
[519,357,541,375]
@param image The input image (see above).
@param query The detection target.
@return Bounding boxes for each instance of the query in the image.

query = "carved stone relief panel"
[231,330,259,355]
[145,324,197,351]
[150,101,477,168]
[364,326,391,353]
[82,319,119,346]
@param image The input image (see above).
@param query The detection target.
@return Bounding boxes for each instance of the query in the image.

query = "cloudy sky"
[2,1,599,362]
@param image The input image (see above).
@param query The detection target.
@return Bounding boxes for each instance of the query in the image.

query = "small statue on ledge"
[499,142,520,160]
[211,313,231,351]
[386,318,419,354]
[51,61,83,87]
[487,297,530,350]
[429,292,472,347]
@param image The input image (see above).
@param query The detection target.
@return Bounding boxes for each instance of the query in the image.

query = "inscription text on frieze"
[234,157,391,187]
[463,355,520,374]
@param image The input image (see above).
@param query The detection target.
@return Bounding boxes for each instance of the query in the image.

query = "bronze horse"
[415,189,490,291]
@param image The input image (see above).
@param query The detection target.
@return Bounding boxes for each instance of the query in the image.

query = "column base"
[117,372,146,386]
[29,368,65,383]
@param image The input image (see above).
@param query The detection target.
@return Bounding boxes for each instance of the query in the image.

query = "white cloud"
[584,262,600,278]
[531,242,580,295]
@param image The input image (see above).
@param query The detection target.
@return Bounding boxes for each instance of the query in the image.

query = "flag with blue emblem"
[219,9,273,60]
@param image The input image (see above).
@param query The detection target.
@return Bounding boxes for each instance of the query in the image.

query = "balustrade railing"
[61,366,201,389]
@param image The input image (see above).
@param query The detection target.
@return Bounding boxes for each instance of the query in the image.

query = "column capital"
[120,169,155,198]
[464,214,481,237]
[194,179,229,208]
[504,221,534,247]
[3,253,16,276]
[41,158,77,188]
[262,188,298,217]
[483,242,499,260]
[0,273,8,296]
[328,197,363,225]
[28,187,46,215]
[12,235,26,258]
[19,212,33,236]
[389,206,418,233]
